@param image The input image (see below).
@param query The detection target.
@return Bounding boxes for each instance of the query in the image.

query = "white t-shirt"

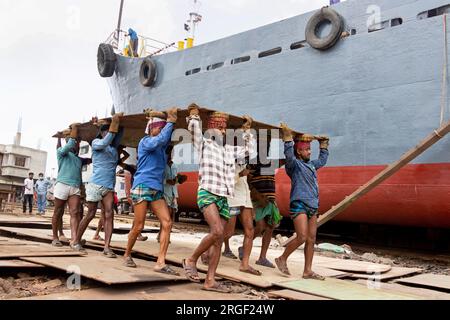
[24,178,34,195]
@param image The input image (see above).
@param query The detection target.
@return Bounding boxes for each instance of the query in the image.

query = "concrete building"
[0,118,47,201]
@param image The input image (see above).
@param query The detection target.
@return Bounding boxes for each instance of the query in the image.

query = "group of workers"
[50,104,330,293]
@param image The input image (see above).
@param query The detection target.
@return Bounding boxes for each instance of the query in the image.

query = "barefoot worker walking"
[123,108,179,275]
[182,103,256,293]
[275,123,329,280]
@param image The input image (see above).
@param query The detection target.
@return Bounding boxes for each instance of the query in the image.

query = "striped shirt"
[248,164,276,201]
[188,115,256,198]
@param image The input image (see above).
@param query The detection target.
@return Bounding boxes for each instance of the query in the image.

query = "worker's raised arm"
[281,123,296,168]
[187,104,203,159]
[57,138,77,157]
[312,137,330,170]
[92,133,115,151]
[140,123,174,153]
[233,116,256,160]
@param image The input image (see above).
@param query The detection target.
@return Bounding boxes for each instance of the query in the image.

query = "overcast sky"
[0,0,333,176]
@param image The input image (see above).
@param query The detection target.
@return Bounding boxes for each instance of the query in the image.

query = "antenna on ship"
[115,0,125,42]
[180,0,202,50]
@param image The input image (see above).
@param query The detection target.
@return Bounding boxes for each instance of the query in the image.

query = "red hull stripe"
[178,163,450,229]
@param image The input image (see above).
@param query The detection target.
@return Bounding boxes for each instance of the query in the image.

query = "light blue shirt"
[57,138,83,187]
[133,123,174,192]
[164,163,179,198]
[90,131,122,189]
[35,179,50,195]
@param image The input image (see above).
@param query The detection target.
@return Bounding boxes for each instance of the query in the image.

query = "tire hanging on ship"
[305,7,344,50]
[97,43,117,78]
[140,57,157,87]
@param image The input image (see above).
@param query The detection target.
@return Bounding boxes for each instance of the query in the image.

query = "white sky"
[0,0,334,176]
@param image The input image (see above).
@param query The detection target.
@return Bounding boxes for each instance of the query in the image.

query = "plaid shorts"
[197,189,230,220]
[131,184,164,205]
[290,200,318,220]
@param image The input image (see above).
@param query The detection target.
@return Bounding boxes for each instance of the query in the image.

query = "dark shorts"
[290,200,318,220]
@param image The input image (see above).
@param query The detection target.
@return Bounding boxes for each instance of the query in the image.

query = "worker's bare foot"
[202,281,231,293]
[275,257,291,276]
[303,271,325,281]
[239,265,262,276]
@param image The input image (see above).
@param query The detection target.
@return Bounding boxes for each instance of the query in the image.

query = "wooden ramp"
[0,236,83,258]
[348,267,423,281]
[0,259,45,268]
[276,278,424,300]
[314,259,392,274]
[395,274,450,291]
[22,252,188,285]
[98,240,349,288]
[268,289,331,300]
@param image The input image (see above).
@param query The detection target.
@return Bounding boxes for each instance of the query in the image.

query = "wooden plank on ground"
[0,235,83,258]
[98,240,349,288]
[0,259,45,268]
[348,267,423,281]
[268,289,331,300]
[394,274,450,291]
[352,279,450,300]
[315,259,392,274]
[22,253,188,285]
[276,278,423,300]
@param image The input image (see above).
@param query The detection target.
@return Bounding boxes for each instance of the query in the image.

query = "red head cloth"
[207,112,229,130]
[295,141,311,151]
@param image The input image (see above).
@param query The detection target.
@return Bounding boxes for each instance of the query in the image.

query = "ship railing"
[104,29,176,57]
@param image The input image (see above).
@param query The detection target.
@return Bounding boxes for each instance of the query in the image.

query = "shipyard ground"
[1,206,450,300]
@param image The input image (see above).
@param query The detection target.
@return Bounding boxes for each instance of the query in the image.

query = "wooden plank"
[315,259,392,274]
[268,289,331,300]
[97,240,349,288]
[317,120,450,227]
[22,253,187,285]
[276,278,424,300]
[53,107,309,148]
[0,235,83,258]
[0,259,45,268]
[348,267,423,281]
[352,280,450,300]
[394,274,450,291]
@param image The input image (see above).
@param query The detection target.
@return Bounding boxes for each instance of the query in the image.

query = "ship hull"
[177,163,450,229]
[105,0,450,228]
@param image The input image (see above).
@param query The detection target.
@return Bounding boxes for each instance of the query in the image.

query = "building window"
[80,146,90,155]
[15,156,26,167]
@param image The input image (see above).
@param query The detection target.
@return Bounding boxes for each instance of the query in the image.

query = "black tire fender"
[97,43,117,77]
[305,7,344,50]
[139,57,157,87]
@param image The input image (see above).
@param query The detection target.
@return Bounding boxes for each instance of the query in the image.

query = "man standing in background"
[35,173,50,215]
[23,172,34,214]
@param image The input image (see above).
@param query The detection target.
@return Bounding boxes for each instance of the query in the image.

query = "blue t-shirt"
[90,130,123,189]
[133,123,174,192]
[128,28,138,41]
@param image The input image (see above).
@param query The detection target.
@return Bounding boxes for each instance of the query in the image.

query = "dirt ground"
[1,207,450,300]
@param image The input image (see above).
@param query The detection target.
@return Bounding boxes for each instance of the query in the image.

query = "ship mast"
[184,0,202,48]
[115,0,125,42]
